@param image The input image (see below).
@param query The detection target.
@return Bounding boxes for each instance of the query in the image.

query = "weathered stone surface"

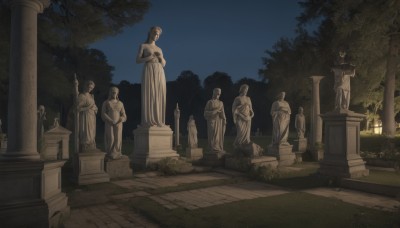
[225,155,278,172]
[73,150,110,185]
[186,147,203,161]
[266,144,295,167]
[105,155,133,179]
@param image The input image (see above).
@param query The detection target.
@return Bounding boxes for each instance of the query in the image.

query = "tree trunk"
[382,34,399,138]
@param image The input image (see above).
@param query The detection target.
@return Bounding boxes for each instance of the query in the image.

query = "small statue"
[187,115,198,148]
[37,105,46,142]
[204,88,226,153]
[295,107,306,139]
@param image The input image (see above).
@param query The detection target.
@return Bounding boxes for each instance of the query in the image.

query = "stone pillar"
[319,110,369,178]
[174,103,180,147]
[2,0,49,161]
[310,76,324,160]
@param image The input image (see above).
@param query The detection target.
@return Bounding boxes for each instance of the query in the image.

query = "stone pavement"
[64,170,400,227]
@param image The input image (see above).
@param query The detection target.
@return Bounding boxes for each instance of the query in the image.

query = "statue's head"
[298,106,303,114]
[147,26,162,43]
[85,80,95,93]
[38,105,45,114]
[239,84,249,95]
[108,86,119,100]
[212,88,222,99]
[277,91,285,100]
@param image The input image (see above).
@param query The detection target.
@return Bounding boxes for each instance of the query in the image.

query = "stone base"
[105,155,133,179]
[202,151,226,166]
[312,148,324,161]
[225,155,278,172]
[234,142,264,157]
[320,110,369,178]
[293,138,307,153]
[267,144,295,166]
[186,147,203,160]
[0,160,69,227]
[131,126,179,169]
[295,152,304,163]
[319,157,369,178]
[73,150,110,185]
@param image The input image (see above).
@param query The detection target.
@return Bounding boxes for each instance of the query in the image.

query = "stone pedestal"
[131,126,179,169]
[267,144,295,166]
[202,151,226,166]
[105,155,133,179]
[42,160,70,227]
[73,150,110,185]
[186,147,203,161]
[293,138,307,153]
[319,110,369,178]
[41,126,71,160]
[225,155,278,172]
[0,160,69,227]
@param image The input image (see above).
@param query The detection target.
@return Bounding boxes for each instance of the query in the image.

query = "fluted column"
[2,0,50,160]
[310,76,324,150]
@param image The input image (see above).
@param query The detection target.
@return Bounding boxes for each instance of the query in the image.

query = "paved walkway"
[64,170,400,227]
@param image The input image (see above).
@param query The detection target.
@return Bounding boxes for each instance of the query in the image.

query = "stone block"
[73,150,110,185]
[186,147,203,160]
[319,110,369,178]
[202,151,226,166]
[105,155,133,179]
[41,125,71,160]
[131,126,179,169]
[293,138,307,153]
[266,144,295,167]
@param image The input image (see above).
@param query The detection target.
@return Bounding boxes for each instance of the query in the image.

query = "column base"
[319,158,369,178]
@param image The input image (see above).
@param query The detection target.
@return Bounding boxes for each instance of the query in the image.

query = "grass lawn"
[357,169,400,187]
[128,192,399,228]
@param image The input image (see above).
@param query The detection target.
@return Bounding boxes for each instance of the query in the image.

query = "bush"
[249,164,280,182]
[155,158,193,175]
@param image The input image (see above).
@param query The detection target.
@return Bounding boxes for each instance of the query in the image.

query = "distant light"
[373,121,382,135]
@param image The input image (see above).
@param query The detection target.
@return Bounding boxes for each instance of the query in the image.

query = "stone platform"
[105,155,133,179]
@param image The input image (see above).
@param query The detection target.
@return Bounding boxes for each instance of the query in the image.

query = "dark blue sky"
[91,0,306,84]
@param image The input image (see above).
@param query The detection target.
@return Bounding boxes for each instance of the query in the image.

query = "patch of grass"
[357,169,400,187]
[129,192,399,228]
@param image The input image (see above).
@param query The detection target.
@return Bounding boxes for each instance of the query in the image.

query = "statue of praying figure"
[101,87,127,159]
[331,48,356,110]
[295,107,306,139]
[187,115,198,148]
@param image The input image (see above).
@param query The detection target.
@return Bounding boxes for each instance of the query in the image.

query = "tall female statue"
[232,84,253,148]
[187,115,198,148]
[74,78,98,152]
[101,87,127,159]
[136,26,166,127]
[271,92,291,145]
[204,88,226,153]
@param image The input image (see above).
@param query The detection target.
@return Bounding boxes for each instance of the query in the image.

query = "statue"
[295,107,306,139]
[73,77,98,152]
[271,92,291,145]
[136,26,166,127]
[187,115,198,148]
[204,88,226,153]
[37,105,46,142]
[331,49,355,110]
[101,87,127,159]
[232,84,263,156]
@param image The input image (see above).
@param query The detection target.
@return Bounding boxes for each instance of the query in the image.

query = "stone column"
[2,0,49,161]
[310,76,324,160]
[174,103,180,147]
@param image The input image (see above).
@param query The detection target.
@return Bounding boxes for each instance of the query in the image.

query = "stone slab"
[202,151,226,166]
[186,147,203,160]
[266,144,295,166]
[293,138,307,153]
[73,151,110,185]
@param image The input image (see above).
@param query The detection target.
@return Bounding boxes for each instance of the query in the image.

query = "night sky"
[91,0,308,84]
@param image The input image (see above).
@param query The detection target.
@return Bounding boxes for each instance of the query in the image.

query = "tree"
[298,0,400,137]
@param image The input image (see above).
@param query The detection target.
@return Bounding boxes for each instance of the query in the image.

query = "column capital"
[310,76,325,83]
[9,0,51,13]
